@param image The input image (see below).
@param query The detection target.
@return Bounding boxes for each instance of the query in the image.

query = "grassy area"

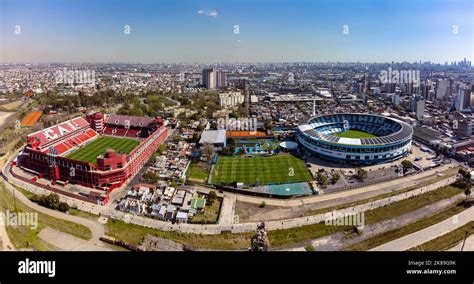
[13,184,35,200]
[105,216,351,250]
[273,185,464,249]
[409,221,474,251]
[334,130,377,138]
[363,185,462,225]
[186,162,209,182]
[69,208,100,221]
[211,154,312,185]
[66,136,140,164]
[0,182,92,250]
[14,184,99,221]
[189,198,222,224]
[106,218,252,250]
[347,199,469,251]
[304,166,461,216]
[267,222,352,248]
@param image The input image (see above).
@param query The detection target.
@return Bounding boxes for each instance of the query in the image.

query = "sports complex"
[210,155,312,186]
[296,113,413,165]
[209,154,314,197]
[14,113,168,197]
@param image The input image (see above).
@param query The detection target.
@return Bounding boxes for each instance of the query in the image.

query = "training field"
[334,130,377,138]
[66,136,140,164]
[210,155,312,186]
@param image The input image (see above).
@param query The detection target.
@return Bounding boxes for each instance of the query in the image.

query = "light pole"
[461,231,469,251]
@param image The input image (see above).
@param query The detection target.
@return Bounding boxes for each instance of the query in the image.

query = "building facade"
[297,113,413,165]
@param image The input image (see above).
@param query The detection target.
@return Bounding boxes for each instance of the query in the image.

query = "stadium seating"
[101,114,157,139]
[54,129,99,154]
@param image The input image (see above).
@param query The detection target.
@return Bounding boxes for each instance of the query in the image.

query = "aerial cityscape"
[0,0,473,281]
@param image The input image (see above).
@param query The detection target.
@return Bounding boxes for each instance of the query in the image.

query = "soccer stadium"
[297,113,413,165]
[15,113,168,193]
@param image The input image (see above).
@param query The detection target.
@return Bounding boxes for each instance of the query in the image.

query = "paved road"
[218,194,236,225]
[371,206,474,251]
[0,217,14,251]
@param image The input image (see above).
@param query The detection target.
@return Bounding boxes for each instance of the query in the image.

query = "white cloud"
[197,10,218,17]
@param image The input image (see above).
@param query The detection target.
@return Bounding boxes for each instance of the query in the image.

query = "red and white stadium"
[10,113,167,205]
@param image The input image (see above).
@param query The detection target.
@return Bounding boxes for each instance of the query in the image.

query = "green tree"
[401,160,413,173]
[304,244,315,251]
[208,191,217,205]
[317,172,329,186]
[330,172,341,184]
[355,168,368,181]
[459,168,471,181]
[464,184,472,202]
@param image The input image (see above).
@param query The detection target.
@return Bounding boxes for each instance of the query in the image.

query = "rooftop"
[199,130,226,145]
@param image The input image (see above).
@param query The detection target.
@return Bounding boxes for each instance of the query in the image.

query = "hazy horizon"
[1,0,473,64]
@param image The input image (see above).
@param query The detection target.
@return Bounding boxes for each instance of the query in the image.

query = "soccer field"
[66,136,140,164]
[210,155,312,186]
[334,130,377,138]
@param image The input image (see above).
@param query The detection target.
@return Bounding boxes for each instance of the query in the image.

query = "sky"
[0,0,473,63]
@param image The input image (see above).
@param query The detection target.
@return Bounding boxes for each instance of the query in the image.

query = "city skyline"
[1,0,474,64]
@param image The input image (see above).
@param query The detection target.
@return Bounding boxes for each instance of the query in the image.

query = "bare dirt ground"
[0,111,17,128]
[38,227,111,251]
[0,100,23,110]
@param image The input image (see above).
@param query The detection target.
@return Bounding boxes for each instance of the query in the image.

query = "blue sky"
[1,0,473,63]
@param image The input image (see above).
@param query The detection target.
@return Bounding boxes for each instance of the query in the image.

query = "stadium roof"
[298,113,413,146]
[199,130,226,145]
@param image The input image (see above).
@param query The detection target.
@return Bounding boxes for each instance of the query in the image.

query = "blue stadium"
[296,113,413,165]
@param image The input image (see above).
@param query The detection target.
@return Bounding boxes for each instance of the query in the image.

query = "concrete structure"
[219,91,244,108]
[198,130,227,150]
[297,113,413,165]
[202,67,227,89]
[416,99,425,119]
[436,79,449,99]
[202,67,216,89]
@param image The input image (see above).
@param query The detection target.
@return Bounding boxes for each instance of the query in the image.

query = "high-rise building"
[202,67,216,89]
[216,71,227,88]
[470,90,474,111]
[455,85,471,111]
[436,79,449,99]
[202,68,227,89]
[422,79,434,99]
[391,94,400,106]
[416,99,425,119]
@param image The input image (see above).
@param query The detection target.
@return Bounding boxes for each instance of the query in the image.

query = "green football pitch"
[334,130,377,138]
[65,136,140,164]
[210,155,312,186]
